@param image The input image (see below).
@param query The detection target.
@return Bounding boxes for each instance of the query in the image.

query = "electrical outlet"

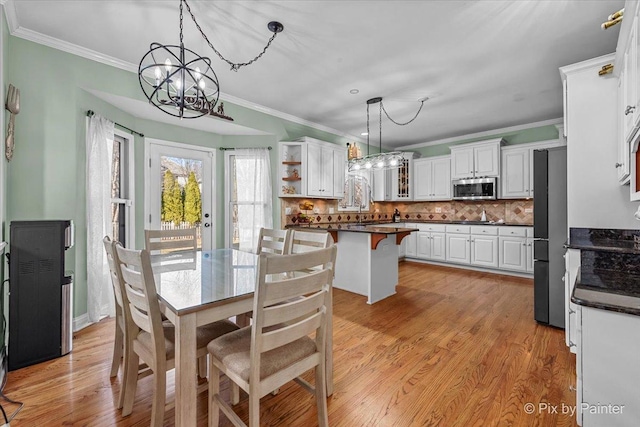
[313,208,320,214]
[435,207,442,213]
[329,208,335,214]
[285,207,292,215]
[525,208,533,213]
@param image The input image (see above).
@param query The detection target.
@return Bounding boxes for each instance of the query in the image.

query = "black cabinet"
[9,220,73,371]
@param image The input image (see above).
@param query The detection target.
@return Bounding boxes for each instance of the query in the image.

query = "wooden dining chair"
[207,245,337,427]
[255,228,292,255]
[103,236,132,408]
[115,244,240,427]
[288,230,333,254]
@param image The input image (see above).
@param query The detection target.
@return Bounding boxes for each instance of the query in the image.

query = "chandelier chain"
[179,0,184,45]
[182,0,280,72]
[366,104,370,156]
[379,101,383,151]
[381,100,424,126]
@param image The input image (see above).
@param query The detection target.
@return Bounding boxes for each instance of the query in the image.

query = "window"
[339,171,371,212]
[110,129,135,247]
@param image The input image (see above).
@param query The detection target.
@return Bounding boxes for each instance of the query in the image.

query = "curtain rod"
[219,146,272,151]
[86,110,145,138]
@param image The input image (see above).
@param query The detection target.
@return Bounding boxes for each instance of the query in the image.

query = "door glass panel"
[159,156,203,250]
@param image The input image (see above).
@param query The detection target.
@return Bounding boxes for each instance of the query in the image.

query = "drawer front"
[445,225,471,234]
[417,223,446,232]
[498,226,527,237]
[470,226,498,236]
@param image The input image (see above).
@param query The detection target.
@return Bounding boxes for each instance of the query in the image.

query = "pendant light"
[348,97,425,172]
[138,0,283,119]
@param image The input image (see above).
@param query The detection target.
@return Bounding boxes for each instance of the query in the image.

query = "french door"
[145,139,215,250]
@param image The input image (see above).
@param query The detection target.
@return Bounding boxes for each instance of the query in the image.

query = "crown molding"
[4,4,362,143]
[559,53,615,80]
[397,117,563,150]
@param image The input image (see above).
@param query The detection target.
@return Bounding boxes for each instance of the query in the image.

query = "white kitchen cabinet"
[445,225,471,265]
[414,155,451,201]
[623,18,638,144]
[618,71,632,183]
[371,152,416,201]
[470,226,498,268]
[500,141,562,199]
[498,227,528,272]
[416,232,431,259]
[501,147,530,198]
[579,306,640,427]
[307,143,333,197]
[450,138,503,179]
[414,224,447,262]
[303,138,346,198]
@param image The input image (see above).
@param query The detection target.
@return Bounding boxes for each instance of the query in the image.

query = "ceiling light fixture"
[348,96,425,172]
[138,0,283,119]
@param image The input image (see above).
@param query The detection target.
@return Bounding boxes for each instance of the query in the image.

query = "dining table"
[152,248,334,427]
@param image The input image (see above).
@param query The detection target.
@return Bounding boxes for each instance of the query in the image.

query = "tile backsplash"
[281,198,534,226]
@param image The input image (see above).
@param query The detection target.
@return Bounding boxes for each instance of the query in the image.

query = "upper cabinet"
[501,140,561,199]
[450,138,503,179]
[278,137,347,199]
[371,152,417,201]
[414,155,451,201]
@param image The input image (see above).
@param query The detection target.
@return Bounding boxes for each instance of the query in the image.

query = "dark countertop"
[288,223,419,234]
[572,268,640,316]
[565,227,640,254]
[287,219,532,229]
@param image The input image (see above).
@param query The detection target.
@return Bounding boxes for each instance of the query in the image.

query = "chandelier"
[348,97,425,172]
[138,0,284,119]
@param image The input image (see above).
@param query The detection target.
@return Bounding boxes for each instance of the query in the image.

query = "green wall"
[5,36,351,318]
[4,32,559,320]
[413,124,560,158]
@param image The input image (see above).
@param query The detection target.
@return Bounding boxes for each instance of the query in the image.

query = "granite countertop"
[565,227,640,254]
[572,268,640,316]
[287,219,532,228]
[288,223,419,234]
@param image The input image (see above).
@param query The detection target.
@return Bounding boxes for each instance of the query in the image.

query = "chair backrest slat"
[260,311,324,353]
[263,270,331,307]
[262,289,325,328]
[145,228,197,254]
[289,230,332,254]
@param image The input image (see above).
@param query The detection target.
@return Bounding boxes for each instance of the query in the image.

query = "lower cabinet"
[470,235,498,268]
[416,231,446,261]
[405,228,417,258]
[498,227,529,272]
[579,306,640,426]
[446,233,471,264]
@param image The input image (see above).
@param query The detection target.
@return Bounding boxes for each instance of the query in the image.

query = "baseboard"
[403,258,534,279]
[72,313,90,332]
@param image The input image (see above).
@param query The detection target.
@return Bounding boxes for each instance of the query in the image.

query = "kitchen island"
[289,224,418,304]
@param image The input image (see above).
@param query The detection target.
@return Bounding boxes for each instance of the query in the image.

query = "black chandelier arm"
[182,0,282,72]
[381,100,425,126]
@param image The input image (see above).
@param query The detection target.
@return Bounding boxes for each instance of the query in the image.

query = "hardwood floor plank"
[4,262,576,426]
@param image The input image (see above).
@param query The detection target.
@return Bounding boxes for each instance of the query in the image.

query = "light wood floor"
[3,262,577,426]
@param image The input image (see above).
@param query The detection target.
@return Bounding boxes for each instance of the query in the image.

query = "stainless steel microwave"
[452,177,497,200]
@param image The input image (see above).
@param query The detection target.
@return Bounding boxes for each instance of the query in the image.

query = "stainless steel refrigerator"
[533,147,567,328]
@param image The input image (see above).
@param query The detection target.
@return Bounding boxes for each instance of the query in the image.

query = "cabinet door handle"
[568,341,576,348]
[569,308,575,314]
[561,276,565,282]
[625,105,636,115]
[615,162,623,168]
[569,385,576,392]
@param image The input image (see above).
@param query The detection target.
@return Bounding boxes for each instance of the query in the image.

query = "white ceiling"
[5,0,624,148]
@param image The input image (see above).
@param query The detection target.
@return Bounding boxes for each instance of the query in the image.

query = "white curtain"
[234,148,273,252]
[86,114,115,323]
